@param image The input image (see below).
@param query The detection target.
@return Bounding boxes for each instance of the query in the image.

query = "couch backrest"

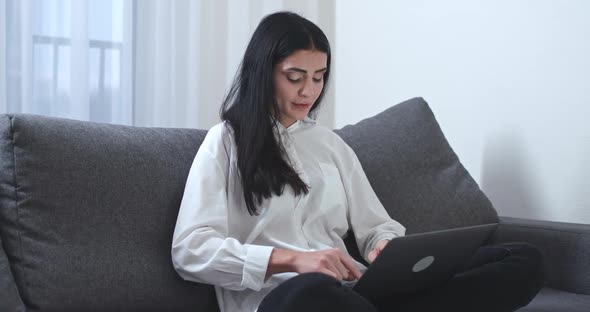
[0,114,218,311]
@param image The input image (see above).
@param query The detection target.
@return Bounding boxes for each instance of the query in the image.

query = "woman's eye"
[287,77,302,83]
[286,75,322,83]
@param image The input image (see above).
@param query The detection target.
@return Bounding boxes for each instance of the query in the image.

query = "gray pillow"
[0,114,218,311]
[0,118,26,312]
[0,237,25,312]
[335,97,498,235]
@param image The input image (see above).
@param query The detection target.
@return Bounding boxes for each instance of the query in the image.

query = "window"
[5,0,133,124]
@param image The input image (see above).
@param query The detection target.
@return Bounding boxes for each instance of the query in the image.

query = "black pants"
[258,243,544,312]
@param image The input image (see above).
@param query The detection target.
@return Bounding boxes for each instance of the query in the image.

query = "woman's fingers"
[368,249,379,263]
[368,239,390,263]
[327,249,362,281]
[292,248,363,281]
[319,267,339,280]
[332,256,351,280]
[339,253,362,280]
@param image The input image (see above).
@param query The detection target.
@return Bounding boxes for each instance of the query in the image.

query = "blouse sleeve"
[171,127,273,291]
[340,144,406,262]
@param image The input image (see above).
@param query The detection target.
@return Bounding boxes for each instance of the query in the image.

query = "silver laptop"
[352,223,498,302]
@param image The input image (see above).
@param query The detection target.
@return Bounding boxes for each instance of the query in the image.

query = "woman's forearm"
[266,248,298,279]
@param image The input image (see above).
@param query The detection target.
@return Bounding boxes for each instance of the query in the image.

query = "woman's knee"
[463,242,545,289]
[497,242,543,271]
[473,242,542,265]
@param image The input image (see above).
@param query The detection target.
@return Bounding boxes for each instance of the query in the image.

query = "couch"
[1,97,588,311]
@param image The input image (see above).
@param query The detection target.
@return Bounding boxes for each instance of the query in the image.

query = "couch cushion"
[0,237,25,312]
[0,114,218,311]
[517,287,590,312]
[0,116,26,312]
[335,97,498,234]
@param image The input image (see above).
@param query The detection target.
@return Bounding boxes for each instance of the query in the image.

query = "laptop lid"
[353,223,498,302]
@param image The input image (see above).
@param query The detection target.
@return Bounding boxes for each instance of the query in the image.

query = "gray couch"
[0,97,588,311]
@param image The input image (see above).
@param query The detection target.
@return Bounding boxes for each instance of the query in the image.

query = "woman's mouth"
[293,103,311,110]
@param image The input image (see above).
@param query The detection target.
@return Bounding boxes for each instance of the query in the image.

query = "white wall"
[334,1,590,224]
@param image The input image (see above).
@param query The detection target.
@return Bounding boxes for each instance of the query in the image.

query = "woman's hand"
[267,248,362,281]
[367,239,390,263]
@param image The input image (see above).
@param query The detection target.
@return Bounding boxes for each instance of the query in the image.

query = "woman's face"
[273,49,328,128]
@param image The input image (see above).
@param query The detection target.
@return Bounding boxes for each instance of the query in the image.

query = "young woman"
[172,11,543,312]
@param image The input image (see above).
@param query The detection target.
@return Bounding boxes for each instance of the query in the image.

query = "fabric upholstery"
[335,97,499,235]
[0,237,25,312]
[0,114,218,311]
[517,287,590,312]
[0,116,26,312]
[492,216,590,295]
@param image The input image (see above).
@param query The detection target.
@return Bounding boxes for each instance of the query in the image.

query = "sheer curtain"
[1,0,133,124]
[1,0,335,128]
[133,0,335,129]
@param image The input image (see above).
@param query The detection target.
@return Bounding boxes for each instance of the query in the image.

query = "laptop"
[351,223,498,302]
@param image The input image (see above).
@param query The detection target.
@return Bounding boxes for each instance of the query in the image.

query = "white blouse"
[172,117,405,312]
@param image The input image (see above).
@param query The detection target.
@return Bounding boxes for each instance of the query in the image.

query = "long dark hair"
[220,11,331,215]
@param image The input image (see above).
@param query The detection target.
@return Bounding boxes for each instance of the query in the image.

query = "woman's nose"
[299,79,316,97]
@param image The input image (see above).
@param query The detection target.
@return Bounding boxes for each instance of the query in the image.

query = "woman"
[172,11,543,312]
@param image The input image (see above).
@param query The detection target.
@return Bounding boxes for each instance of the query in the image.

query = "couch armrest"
[490,216,590,295]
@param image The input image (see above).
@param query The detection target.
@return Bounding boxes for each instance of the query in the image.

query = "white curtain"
[1,0,334,128]
[1,0,134,124]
